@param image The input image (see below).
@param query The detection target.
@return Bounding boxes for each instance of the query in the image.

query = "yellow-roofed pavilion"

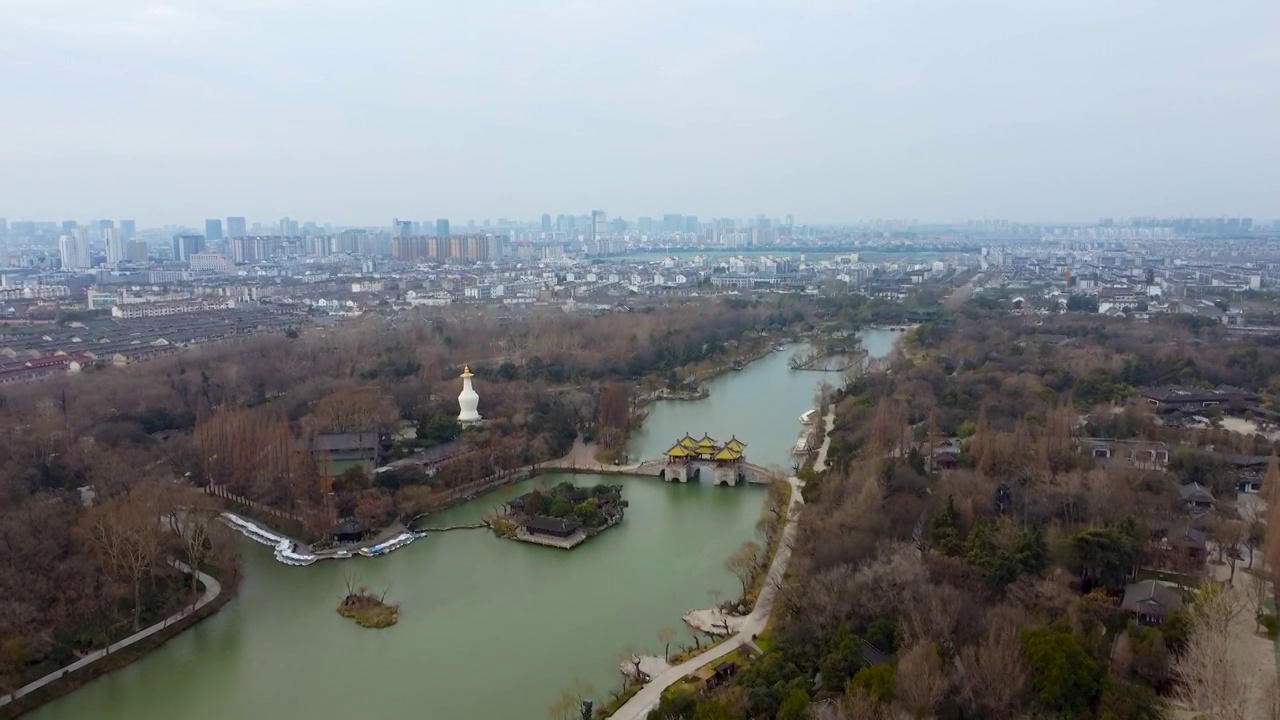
[664,433,747,465]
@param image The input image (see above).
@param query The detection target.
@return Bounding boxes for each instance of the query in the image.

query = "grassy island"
[337,573,398,629]
[337,593,398,629]
[496,481,627,549]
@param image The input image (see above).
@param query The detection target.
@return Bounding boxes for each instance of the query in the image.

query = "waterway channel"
[28,330,897,720]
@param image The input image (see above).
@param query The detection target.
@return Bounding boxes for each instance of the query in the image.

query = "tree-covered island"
[493,482,627,549]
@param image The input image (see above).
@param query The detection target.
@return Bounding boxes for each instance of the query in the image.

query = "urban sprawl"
[0,213,1277,385]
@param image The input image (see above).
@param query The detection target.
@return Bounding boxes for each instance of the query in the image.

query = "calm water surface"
[29,330,896,720]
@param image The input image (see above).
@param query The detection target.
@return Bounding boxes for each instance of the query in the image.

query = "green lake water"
[27,330,896,720]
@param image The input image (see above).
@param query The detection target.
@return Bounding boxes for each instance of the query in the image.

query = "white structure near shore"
[457,365,482,424]
[683,608,747,637]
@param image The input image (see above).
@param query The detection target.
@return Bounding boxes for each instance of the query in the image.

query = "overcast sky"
[1,0,1278,226]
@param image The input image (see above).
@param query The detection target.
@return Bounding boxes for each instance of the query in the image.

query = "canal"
[28,330,897,720]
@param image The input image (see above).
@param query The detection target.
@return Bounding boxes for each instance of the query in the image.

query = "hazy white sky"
[1,0,1278,225]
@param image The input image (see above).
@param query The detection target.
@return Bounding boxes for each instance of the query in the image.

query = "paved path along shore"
[812,409,836,473]
[0,561,220,709]
[608,476,805,720]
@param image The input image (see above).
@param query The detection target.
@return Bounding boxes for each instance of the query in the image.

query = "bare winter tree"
[725,540,762,598]
[1250,571,1271,632]
[547,677,594,720]
[1173,588,1252,720]
[956,616,1029,719]
[894,640,949,718]
[1213,516,1245,581]
[341,568,360,599]
[657,626,676,662]
[1241,499,1267,570]
[82,485,166,631]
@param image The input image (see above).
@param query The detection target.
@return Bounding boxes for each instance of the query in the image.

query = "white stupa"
[457,365,482,424]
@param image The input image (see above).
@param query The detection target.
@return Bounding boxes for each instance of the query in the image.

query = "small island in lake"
[337,573,399,629]
[495,482,627,549]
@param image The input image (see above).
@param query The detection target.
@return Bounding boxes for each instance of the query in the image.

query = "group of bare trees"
[0,479,235,695]
[672,312,1280,720]
[594,382,631,450]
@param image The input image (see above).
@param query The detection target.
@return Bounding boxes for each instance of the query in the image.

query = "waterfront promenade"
[607,409,832,718]
[607,475,805,720]
[0,561,220,710]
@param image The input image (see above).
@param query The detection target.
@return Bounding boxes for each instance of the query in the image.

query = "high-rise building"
[205,219,224,241]
[662,214,683,233]
[226,216,247,238]
[171,234,205,262]
[637,217,653,234]
[104,228,126,265]
[487,235,507,260]
[58,234,91,269]
[590,210,608,241]
[683,215,698,233]
[450,236,465,260]
[466,235,488,261]
[61,220,78,233]
[120,219,136,241]
[557,215,574,235]
[98,219,115,232]
[231,237,256,263]
[436,219,450,237]
[391,235,427,261]
[126,241,149,263]
[394,219,413,237]
[541,214,552,233]
[279,217,298,236]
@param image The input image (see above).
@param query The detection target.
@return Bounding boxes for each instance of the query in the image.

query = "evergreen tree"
[930,495,963,556]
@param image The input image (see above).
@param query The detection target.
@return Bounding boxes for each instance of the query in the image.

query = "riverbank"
[628,340,786,427]
[606,475,806,720]
[0,563,237,720]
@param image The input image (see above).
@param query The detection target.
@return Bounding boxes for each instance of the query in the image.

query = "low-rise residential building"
[1136,385,1259,413]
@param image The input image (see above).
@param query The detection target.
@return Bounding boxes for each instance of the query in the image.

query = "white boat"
[799,409,817,425]
[358,531,418,558]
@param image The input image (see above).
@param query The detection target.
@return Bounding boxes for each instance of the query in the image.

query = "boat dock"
[221,512,425,567]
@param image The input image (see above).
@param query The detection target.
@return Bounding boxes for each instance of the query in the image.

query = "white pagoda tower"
[457,365,482,424]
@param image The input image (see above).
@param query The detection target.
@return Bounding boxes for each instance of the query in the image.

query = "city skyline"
[2,211,1277,234]
[2,1,1278,223]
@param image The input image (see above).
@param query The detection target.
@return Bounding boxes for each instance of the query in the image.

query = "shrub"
[1259,613,1278,638]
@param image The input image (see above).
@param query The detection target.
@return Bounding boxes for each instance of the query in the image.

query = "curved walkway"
[608,476,805,719]
[0,561,220,708]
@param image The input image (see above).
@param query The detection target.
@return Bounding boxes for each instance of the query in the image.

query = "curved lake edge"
[24,329,900,720]
[0,570,241,720]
